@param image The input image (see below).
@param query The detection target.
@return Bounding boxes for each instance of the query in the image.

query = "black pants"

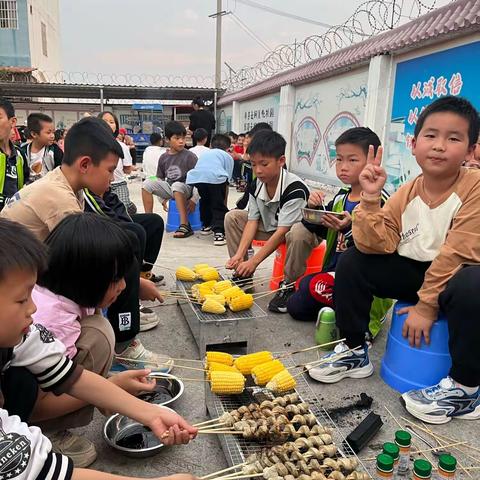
[1,367,38,422]
[195,183,228,234]
[233,160,242,181]
[287,272,330,321]
[131,213,164,272]
[334,247,480,387]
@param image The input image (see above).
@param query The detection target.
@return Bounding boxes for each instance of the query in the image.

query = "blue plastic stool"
[380,301,451,393]
[166,199,202,232]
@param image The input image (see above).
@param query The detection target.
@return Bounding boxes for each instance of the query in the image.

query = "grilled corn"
[234,351,274,375]
[251,359,286,386]
[205,351,234,367]
[213,280,232,293]
[176,266,197,281]
[201,298,226,314]
[229,293,254,312]
[210,370,245,394]
[266,369,296,393]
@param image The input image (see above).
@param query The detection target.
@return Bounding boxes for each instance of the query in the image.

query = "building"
[0,0,61,75]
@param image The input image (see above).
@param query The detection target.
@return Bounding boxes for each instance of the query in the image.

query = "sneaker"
[48,430,97,468]
[114,338,174,373]
[139,305,160,331]
[268,281,295,313]
[401,376,480,424]
[200,226,212,235]
[307,342,373,384]
[140,271,165,284]
[213,232,227,246]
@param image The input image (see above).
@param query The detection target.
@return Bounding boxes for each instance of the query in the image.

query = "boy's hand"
[147,406,198,446]
[109,369,156,396]
[320,211,351,231]
[187,199,196,214]
[139,278,164,302]
[307,190,325,208]
[162,199,169,212]
[226,254,243,270]
[359,145,387,196]
[235,258,257,278]
[400,305,434,347]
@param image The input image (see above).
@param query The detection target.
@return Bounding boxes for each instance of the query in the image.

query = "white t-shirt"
[113,140,133,182]
[189,145,209,159]
[143,145,167,177]
[29,146,45,168]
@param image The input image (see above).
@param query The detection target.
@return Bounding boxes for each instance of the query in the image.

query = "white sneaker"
[139,305,159,331]
[48,430,97,467]
[307,342,373,384]
[115,338,173,373]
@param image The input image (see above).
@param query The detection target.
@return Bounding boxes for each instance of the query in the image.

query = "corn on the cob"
[176,266,197,281]
[194,263,210,273]
[234,351,274,375]
[210,370,245,394]
[205,351,234,367]
[199,267,220,281]
[199,280,217,289]
[197,286,214,302]
[213,280,232,293]
[251,359,286,386]
[206,362,240,379]
[202,298,226,314]
[204,294,226,305]
[266,370,296,393]
[223,286,244,302]
[229,293,254,312]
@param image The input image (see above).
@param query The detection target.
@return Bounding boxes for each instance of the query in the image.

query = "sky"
[59,0,450,84]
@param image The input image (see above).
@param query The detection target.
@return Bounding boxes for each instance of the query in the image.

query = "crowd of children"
[0,92,479,480]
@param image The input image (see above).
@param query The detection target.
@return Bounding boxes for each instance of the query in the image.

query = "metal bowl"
[301,207,328,225]
[103,373,184,457]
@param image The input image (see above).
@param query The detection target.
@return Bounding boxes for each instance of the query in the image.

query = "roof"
[218,0,480,106]
[0,66,36,73]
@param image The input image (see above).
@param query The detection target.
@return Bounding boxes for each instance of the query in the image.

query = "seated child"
[308,96,480,425]
[142,121,198,238]
[286,127,391,331]
[143,132,166,178]
[187,134,233,246]
[0,217,197,477]
[0,98,29,211]
[225,130,309,291]
[464,134,480,168]
[189,128,210,159]
[23,112,63,177]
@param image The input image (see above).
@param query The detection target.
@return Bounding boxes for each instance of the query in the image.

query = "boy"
[286,127,390,324]
[187,134,233,246]
[1,117,171,373]
[230,133,245,185]
[143,132,166,178]
[225,130,309,290]
[189,97,216,146]
[189,128,210,159]
[0,217,197,477]
[23,112,63,176]
[0,98,29,211]
[142,121,198,238]
[308,96,480,425]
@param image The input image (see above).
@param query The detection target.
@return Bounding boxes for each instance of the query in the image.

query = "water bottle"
[315,307,338,347]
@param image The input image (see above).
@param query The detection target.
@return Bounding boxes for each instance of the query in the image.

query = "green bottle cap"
[318,307,336,324]
[382,442,399,460]
[376,453,394,472]
[439,454,457,472]
[413,459,432,478]
[395,430,412,447]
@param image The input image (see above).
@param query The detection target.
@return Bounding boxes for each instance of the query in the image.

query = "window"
[0,0,18,29]
[41,21,47,56]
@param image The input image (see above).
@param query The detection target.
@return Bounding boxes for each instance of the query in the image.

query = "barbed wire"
[222,0,452,92]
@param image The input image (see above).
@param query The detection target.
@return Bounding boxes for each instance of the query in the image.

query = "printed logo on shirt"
[165,165,182,183]
[399,222,420,244]
[119,312,132,331]
[34,324,55,343]
[0,425,31,479]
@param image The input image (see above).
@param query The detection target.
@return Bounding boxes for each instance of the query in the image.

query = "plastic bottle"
[382,442,399,472]
[315,307,338,346]
[434,454,457,479]
[394,430,411,476]
[413,459,432,479]
[247,247,254,259]
[376,453,394,479]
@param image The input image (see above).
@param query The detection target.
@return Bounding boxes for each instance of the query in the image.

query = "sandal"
[173,223,194,238]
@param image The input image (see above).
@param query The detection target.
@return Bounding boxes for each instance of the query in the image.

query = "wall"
[238,93,280,133]
[290,68,368,184]
[0,0,31,67]
[217,104,232,133]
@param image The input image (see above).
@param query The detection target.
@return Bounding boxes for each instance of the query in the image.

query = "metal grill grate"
[204,357,373,478]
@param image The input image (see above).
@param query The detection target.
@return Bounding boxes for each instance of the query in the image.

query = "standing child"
[308,97,480,425]
[143,132,166,178]
[0,98,29,211]
[187,134,233,245]
[189,128,210,159]
[142,121,198,238]
[23,113,63,177]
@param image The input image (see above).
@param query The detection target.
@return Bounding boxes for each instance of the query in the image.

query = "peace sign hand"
[359,145,387,196]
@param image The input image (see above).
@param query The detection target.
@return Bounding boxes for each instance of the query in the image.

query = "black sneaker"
[231,273,253,292]
[268,281,295,313]
[213,232,226,246]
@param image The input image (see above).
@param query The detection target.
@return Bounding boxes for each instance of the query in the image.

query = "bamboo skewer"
[193,418,223,428]
[216,473,264,480]
[253,282,296,299]
[199,463,247,480]
[277,338,346,358]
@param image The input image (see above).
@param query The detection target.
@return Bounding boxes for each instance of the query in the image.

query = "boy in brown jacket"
[308,96,480,425]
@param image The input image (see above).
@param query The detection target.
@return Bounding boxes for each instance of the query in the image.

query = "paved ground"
[77,174,480,478]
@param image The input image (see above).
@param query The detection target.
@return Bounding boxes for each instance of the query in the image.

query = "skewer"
[253,282,296,299]
[197,422,227,431]
[277,338,346,358]
[216,473,264,480]
[199,463,248,480]
[197,430,244,435]
[193,417,222,428]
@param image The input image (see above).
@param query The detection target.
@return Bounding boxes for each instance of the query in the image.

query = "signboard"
[239,93,280,133]
[385,41,480,191]
[290,69,368,184]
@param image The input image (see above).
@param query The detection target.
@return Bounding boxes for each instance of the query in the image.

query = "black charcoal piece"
[343,411,383,453]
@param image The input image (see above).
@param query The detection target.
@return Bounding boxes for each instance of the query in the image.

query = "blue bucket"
[166,199,202,232]
[380,301,451,393]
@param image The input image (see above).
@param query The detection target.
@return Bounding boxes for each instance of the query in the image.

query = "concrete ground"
[76,174,480,479]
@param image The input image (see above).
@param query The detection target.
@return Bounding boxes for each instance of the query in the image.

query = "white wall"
[217,104,233,133]
[238,93,280,133]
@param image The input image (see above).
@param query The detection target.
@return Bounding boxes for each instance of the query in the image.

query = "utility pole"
[215,0,222,90]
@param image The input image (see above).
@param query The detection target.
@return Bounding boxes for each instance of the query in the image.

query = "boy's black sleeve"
[301,199,333,237]
[20,149,30,184]
[52,144,63,168]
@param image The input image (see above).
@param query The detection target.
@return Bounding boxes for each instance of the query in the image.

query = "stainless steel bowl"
[301,207,328,225]
[103,373,184,457]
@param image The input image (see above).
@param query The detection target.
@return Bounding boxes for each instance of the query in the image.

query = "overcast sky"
[59,0,450,82]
